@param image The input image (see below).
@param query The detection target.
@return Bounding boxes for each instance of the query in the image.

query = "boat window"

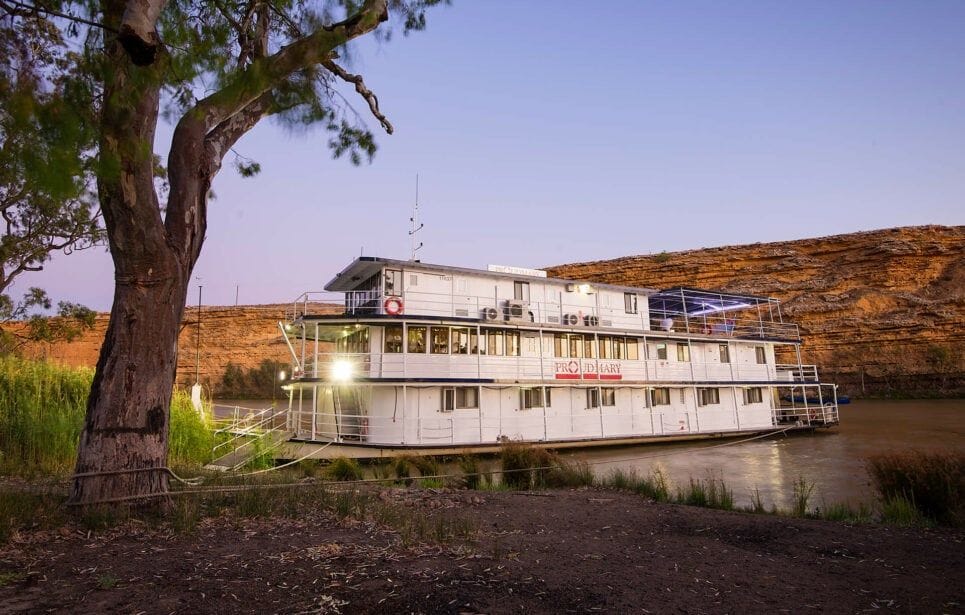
[676,343,691,362]
[697,388,720,406]
[441,387,455,412]
[599,336,613,359]
[568,335,583,359]
[601,388,616,406]
[744,387,764,404]
[650,388,671,406]
[655,343,667,360]
[554,334,567,358]
[586,388,600,409]
[384,325,403,353]
[584,335,597,358]
[407,326,426,353]
[456,387,479,409]
[719,344,730,363]
[514,281,530,302]
[384,269,403,295]
[521,387,549,409]
[624,293,638,314]
[755,346,767,364]
[486,329,504,356]
[451,327,470,354]
[430,327,450,354]
[626,338,639,360]
[505,331,520,357]
[613,337,626,360]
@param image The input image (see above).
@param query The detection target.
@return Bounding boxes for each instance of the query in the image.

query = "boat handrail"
[287,289,800,341]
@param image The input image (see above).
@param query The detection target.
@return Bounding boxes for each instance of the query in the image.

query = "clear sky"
[15,0,965,310]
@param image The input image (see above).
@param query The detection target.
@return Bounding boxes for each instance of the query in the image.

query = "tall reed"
[867,451,964,526]
[0,356,215,476]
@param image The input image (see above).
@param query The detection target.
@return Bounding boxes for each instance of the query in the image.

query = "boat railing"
[292,350,825,386]
[773,402,839,427]
[211,405,290,456]
[287,289,799,341]
[775,364,820,382]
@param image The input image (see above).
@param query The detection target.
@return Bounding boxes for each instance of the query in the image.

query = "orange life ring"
[384,296,404,315]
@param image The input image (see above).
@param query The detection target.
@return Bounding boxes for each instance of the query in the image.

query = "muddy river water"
[567,399,964,508]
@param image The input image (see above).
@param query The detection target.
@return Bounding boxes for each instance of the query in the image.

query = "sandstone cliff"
[546,225,964,396]
[20,225,964,397]
[23,304,295,397]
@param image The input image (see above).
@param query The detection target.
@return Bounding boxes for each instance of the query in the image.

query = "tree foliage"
[0,4,102,297]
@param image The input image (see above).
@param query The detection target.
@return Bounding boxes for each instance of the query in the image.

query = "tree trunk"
[69,265,186,505]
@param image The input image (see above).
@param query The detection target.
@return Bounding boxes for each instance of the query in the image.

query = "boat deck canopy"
[649,287,778,316]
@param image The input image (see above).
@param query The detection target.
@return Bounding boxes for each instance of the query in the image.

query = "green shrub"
[880,494,929,527]
[867,451,964,526]
[325,457,363,481]
[498,442,593,490]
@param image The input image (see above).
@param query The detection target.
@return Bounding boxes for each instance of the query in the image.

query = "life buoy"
[384,296,404,315]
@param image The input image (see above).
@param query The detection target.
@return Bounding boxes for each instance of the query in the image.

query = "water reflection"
[568,399,964,508]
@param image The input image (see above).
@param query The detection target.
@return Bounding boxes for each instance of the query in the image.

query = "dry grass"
[867,451,964,526]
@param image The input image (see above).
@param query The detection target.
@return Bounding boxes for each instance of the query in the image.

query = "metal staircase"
[205,405,293,471]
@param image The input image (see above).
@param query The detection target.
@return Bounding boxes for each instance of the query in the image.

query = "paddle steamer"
[278,257,838,458]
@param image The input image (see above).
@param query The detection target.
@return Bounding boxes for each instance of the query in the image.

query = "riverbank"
[1,486,962,613]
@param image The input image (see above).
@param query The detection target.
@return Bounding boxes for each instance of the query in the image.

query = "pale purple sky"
[16,0,965,311]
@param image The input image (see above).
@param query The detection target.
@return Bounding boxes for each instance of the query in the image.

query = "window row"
[381,325,769,364]
[384,326,521,356]
[553,334,640,360]
[438,385,768,412]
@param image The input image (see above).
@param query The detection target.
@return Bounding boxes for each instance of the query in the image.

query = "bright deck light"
[331,360,353,381]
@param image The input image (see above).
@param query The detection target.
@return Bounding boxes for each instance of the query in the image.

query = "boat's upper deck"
[288,257,799,341]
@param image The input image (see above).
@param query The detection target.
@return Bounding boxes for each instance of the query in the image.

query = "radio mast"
[409,174,424,261]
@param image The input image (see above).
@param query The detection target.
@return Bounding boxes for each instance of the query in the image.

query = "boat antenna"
[409,173,424,261]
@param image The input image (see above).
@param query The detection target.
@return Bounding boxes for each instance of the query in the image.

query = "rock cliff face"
[546,225,964,395]
[24,304,295,397]
[22,225,964,397]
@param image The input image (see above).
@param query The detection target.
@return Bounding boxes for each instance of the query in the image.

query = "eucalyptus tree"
[12,0,442,507]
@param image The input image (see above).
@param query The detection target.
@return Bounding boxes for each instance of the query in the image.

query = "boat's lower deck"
[283,381,838,451]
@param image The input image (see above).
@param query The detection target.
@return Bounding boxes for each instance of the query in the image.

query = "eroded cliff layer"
[546,225,964,395]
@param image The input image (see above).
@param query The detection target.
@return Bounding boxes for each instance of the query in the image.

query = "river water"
[567,399,965,508]
[213,399,964,509]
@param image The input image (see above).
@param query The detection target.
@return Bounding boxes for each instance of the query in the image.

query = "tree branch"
[0,0,117,33]
[321,58,393,134]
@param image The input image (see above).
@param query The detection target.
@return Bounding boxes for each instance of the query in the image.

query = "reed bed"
[0,356,216,477]
[867,451,964,526]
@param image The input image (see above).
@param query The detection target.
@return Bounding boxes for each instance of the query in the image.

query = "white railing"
[776,364,820,382]
[287,289,800,341]
[773,403,839,426]
[291,351,782,384]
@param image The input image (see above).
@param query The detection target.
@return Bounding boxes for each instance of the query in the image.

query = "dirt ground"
[1,488,962,614]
